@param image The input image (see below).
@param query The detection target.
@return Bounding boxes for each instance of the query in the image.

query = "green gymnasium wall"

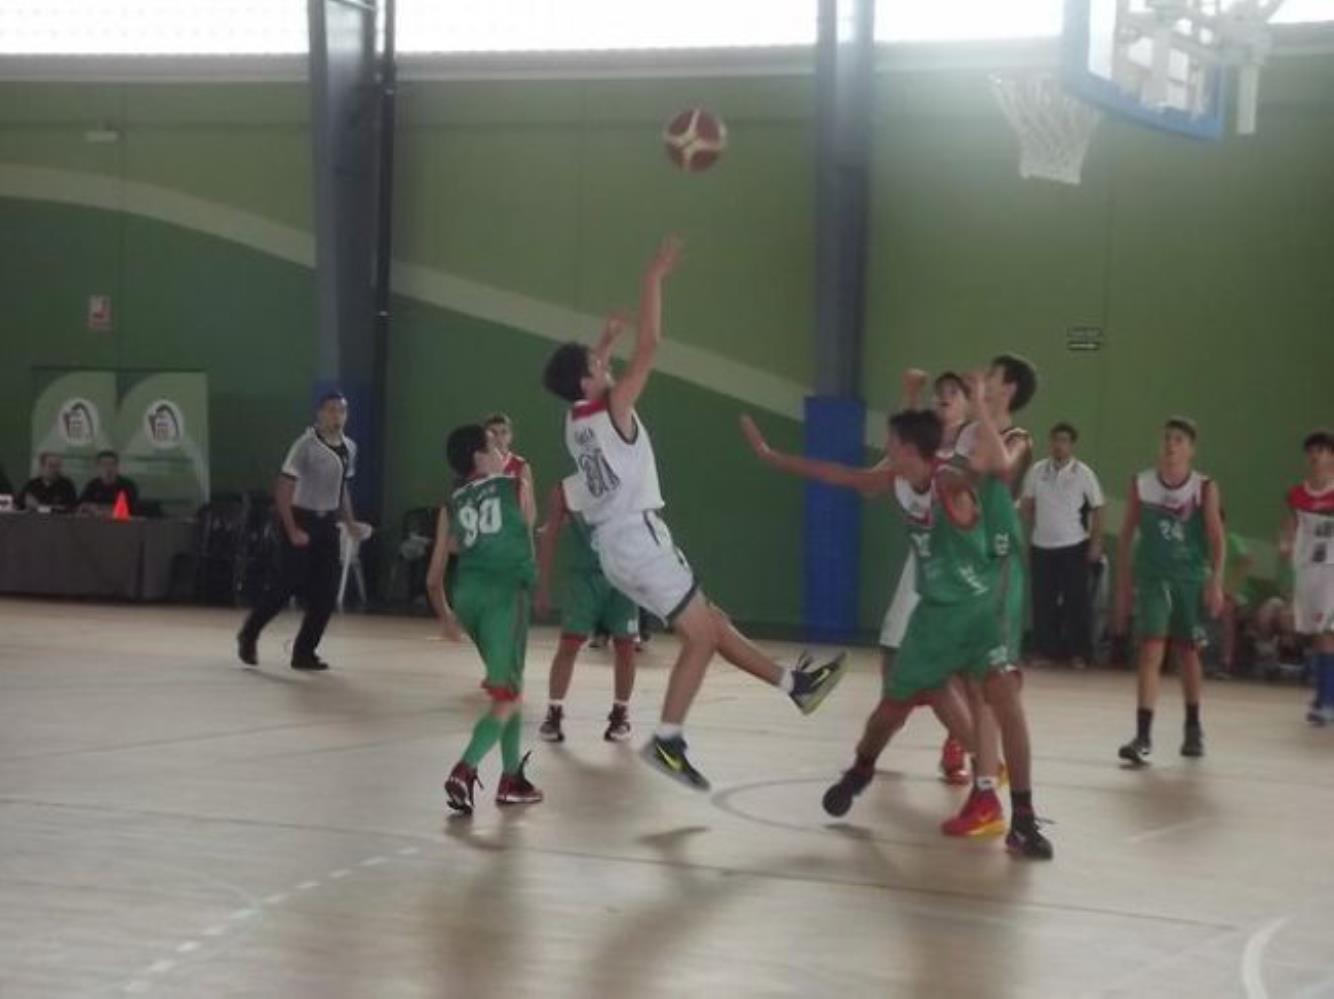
[0,57,1330,631]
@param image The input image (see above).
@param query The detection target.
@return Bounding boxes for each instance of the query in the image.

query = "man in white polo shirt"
[1021,422,1105,668]
[237,391,365,671]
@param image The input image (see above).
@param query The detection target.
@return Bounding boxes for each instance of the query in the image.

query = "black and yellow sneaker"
[1005,814,1054,861]
[790,651,849,715]
[640,735,710,791]
[822,764,873,818]
[1117,736,1152,767]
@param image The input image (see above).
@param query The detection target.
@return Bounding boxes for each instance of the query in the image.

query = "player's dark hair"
[542,343,591,403]
[934,371,968,397]
[96,449,118,461]
[316,390,346,408]
[1164,416,1198,441]
[483,412,511,429]
[991,353,1038,412]
[889,408,944,459]
[1050,422,1078,442]
[1303,429,1334,452]
[446,424,489,479]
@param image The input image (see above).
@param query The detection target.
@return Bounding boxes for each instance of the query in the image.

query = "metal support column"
[307,0,395,524]
[804,0,875,642]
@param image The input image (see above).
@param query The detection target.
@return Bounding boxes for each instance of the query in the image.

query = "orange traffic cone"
[111,490,130,521]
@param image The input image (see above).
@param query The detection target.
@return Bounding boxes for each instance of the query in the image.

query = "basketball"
[662,107,727,172]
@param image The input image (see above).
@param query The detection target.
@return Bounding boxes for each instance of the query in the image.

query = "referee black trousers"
[1030,540,1093,662]
[241,508,341,659]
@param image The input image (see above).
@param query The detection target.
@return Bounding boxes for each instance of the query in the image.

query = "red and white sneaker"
[941,788,1005,838]
[938,737,969,785]
[444,762,480,816]
[496,753,544,806]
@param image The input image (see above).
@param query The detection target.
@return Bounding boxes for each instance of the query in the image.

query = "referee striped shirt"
[280,428,356,512]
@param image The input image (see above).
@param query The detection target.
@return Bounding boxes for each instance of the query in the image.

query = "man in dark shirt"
[78,450,139,515]
[19,452,78,512]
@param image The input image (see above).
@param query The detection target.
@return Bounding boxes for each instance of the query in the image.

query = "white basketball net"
[990,72,1102,186]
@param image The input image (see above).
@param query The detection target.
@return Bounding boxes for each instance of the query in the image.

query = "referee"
[237,391,365,670]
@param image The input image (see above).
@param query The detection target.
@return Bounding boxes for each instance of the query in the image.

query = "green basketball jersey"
[448,473,536,583]
[1132,469,1212,582]
[950,422,1028,559]
[895,470,995,605]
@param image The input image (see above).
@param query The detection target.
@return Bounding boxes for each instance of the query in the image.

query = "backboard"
[1063,0,1280,139]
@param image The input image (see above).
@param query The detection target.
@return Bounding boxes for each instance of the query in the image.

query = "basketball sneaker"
[822,764,873,818]
[941,788,1005,838]
[641,735,710,791]
[236,630,258,667]
[444,762,480,816]
[789,651,849,715]
[1005,814,1054,860]
[1180,724,1205,758]
[539,705,565,743]
[1306,702,1332,726]
[1118,736,1152,766]
[939,737,969,785]
[604,704,631,742]
[496,753,544,806]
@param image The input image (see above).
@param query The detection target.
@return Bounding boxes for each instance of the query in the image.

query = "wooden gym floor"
[1,598,1331,998]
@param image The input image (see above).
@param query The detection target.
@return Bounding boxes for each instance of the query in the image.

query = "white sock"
[655,722,683,740]
[777,668,795,694]
[975,776,998,792]
[549,700,563,710]
[613,700,628,709]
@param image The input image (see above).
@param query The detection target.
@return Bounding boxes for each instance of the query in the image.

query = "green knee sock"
[501,712,523,774]
[462,713,505,767]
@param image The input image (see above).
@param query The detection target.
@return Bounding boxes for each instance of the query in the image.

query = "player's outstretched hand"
[601,310,630,343]
[902,368,929,403]
[965,369,988,404]
[647,234,683,279]
[739,414,772,460]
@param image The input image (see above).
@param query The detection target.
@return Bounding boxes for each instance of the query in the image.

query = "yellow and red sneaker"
[940,788,1005,838]
[938,737,969,785]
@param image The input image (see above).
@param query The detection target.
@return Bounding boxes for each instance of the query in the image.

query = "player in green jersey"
[743,398,1053,859]
[1114,417,1225,765]
[427,424,544,815]
[534,481,640,743]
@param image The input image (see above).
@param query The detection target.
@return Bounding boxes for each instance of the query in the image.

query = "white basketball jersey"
[562,398,664,527]
[1288,482,1334,571]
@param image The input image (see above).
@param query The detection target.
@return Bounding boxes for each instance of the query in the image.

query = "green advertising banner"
[115,371,210,513]
[30,369,210,514]
[29,369,117,485]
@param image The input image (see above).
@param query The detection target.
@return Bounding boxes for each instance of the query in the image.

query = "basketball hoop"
[990,72,1102,186]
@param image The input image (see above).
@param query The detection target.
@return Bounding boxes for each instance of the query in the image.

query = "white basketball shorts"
[593,511,698,625]
[1293,568,1334,636]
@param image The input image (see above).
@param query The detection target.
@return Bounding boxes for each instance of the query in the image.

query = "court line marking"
[1125,816,1210,844]
[123,849,422,991]
[1241,916,1290,999]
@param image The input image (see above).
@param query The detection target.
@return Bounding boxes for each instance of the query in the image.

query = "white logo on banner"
[144,399,185,449]
[58,397,99,447]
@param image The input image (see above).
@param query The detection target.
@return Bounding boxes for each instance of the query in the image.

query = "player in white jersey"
[540,236,849,790]
[1280,430,1334,725]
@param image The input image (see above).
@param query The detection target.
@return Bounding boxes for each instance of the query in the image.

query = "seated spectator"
[19,453,77,512]
[78,450,139,516]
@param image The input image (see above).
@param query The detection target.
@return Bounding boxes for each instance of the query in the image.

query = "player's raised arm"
[609,235,682,434]
[962,371,1009,476]
[590,311,629,375]
[740,414,895,495]
[900,368,930,410]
